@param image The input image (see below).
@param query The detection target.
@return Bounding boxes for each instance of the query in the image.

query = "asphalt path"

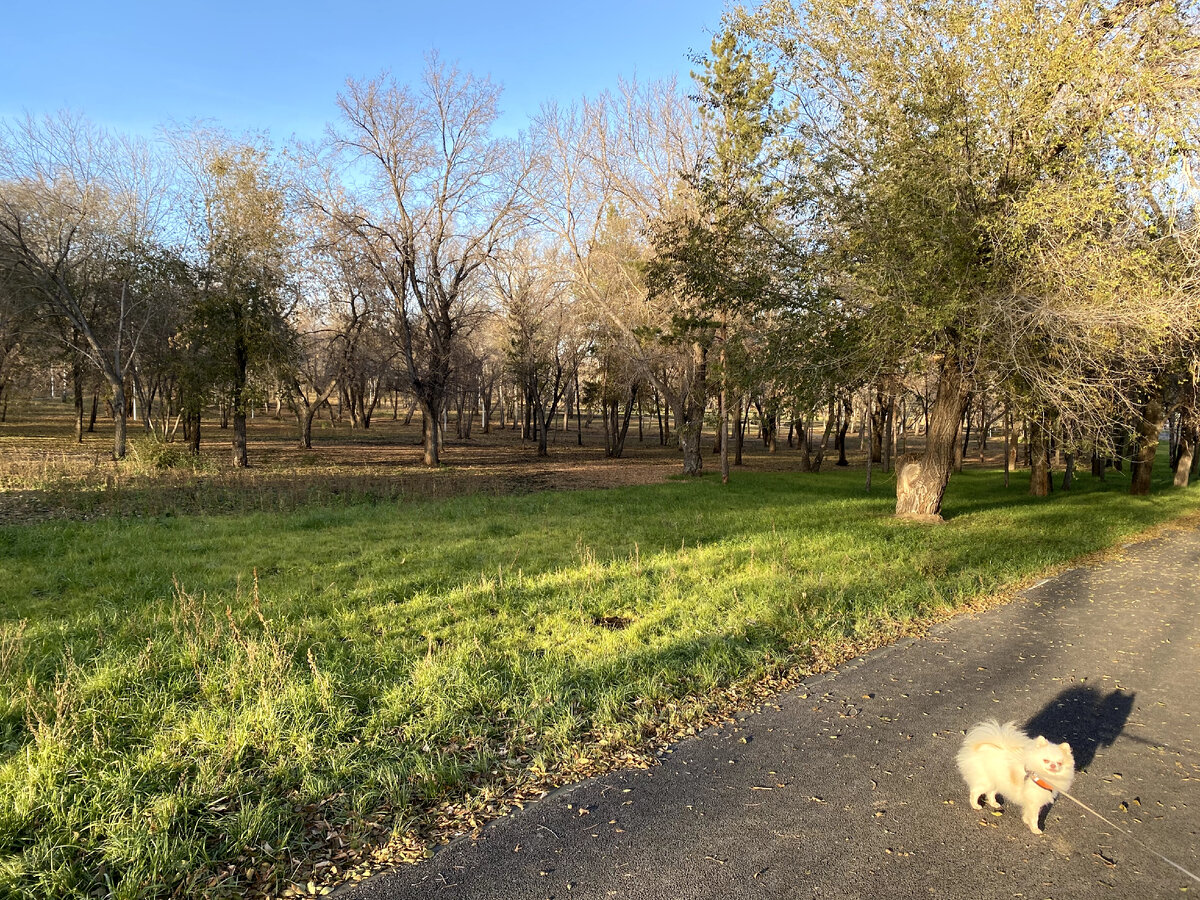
[340,526,1200,900]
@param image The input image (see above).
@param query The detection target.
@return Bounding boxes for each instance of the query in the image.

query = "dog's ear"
[1059,742,1071,752]
[1035,736,1048,746]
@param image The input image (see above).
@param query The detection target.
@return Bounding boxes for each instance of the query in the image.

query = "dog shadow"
[1024,685,1135,771]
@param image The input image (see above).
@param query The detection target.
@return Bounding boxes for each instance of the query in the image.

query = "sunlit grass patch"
[1,464,1197,897]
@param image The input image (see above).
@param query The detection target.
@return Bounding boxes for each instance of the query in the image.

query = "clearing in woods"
[1,399,1196,898]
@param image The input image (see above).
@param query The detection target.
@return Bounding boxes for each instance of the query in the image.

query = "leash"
[991,741,1199,883]
[1051,785,1200,885]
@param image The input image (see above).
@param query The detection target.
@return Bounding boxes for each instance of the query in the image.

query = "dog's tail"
[960,720,1026,755]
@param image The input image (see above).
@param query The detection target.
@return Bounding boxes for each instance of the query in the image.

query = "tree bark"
[883,394,895,473]
[677,341,707,477]
[1062,452,1075,491]
[420,401,441,467]
[680,425,703,476]
[536,403,550,457]
[1003,408,1011,488]
[1029,417,1052,496]
[894,359,968,521]
[1007,415,1019,474]
[797,414,812,472]
[719,336,729,484]
[231,313,250,467]
[835,396,851,466]
[72,353,85,444]
[729,393,739,465]
[300,405,317,450]
[111,380,128,460]
[865,394,874,492]
[870,388,885,464]
[955,394,972,474]
[1131,396,1163,496]
[1174,406,1197,487]
[811,400,837,472]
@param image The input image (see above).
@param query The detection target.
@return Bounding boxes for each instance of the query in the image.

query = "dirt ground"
[0,397,1002,525]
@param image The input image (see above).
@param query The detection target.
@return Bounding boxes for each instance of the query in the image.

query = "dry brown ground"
[0,397,1009,525]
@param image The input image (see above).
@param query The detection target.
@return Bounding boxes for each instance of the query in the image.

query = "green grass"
[1,463,1197,898]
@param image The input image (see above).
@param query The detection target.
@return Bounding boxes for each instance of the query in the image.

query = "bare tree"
[492,244,580,456]
[317,56,533,466]
[288,215,386,448]
[0,113,170,458]
[534,80,713,475]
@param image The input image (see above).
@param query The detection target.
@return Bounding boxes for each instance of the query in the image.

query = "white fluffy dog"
[956,720,1075,834]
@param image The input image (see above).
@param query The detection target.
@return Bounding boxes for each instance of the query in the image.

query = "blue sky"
[2,1,730,140]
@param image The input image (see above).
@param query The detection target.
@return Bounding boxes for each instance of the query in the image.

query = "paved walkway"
[340,527,1200,900]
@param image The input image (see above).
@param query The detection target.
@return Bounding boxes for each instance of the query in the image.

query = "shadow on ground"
[1024,685,1135,771]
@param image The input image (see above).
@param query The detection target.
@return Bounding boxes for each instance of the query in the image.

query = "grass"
[0,459,1197,898]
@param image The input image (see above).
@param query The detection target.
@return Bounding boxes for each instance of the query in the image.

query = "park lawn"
[1,464,1197,898]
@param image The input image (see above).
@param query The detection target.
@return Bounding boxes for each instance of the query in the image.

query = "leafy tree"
[731,0,1200,518]
[172,127,297,467]
[648,31,789,481]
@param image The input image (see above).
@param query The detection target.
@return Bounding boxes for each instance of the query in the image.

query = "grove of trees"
[3,0,1199,519]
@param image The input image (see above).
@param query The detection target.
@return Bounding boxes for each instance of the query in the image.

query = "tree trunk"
[420,400,441,467]
[1007,416,1019,473]
[188,411,202,455]
[883,394,895,473]
[955,394,972,474]
[72,355,85,443]
[615,386,636,457]
[1131,396,1163,496]
[894,360,967,521]
[811,400,837,473]
[865,394,874,492]
[602,397,614,457]
[734,396,747,467]
[835,397,851,466]
[232,411,248,468]
[654,389,665,445]
[797,414,812,472]
[680,424,703,476]
[677,342,707,477]
[719,343,729,484]
[536,403,549,457]
[1029,417,1052,496]
[575,369,583,446]
[110,379,128,460]
[1003,409,1012,488]
[1174,406,1197,487]
[301,406,317,450]
[870,388,893,465]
